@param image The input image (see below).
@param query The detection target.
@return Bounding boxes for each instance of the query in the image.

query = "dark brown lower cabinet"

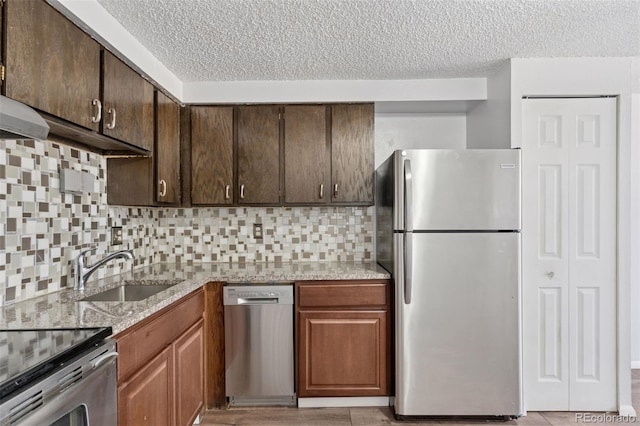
[116,290,204,426]
[296,280,390,397]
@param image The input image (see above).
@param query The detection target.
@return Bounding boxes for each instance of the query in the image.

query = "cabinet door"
[157,92,181,204]
[284,105,329,204]
[174,319,204,426]
[107,156,153,206]
[191,107,234,205]
[331,104,374,204]
[5,0,101,131]
[103,51,154,150]
[118,345,173,426]
[237,106,281,204]
[297,310,388,397]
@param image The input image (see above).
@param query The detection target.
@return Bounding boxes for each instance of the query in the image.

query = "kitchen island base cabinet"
[115,289,204,426]
[296,280,390,398]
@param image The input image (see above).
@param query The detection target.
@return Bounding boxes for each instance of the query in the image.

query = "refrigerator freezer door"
[395,232,522,416]
[396,149,521,231]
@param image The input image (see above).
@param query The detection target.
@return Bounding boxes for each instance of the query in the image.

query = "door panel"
[5,0,101,131]
[297,311,387,397]
[103,51,154,150]
[191,106,234,205]
[399,149,521,231]
[331,104,374,204]
[522,98,616,411]
[284,105,329,204]
[236,106,281,204]
[156,91,180,204]
[395,232,521,416]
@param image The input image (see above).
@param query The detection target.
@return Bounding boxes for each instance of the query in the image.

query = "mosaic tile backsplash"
[0,139,373,305]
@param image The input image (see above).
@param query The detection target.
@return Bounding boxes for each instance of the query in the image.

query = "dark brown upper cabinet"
[3,0,152,155]
[236,106,281,205]
[4,0,101,131]
[107,90,180,206]
[283,105,329,205]
[156,92,181,205]
[102,51,154,152]
[190,106,234,205]
[330,104,375,205]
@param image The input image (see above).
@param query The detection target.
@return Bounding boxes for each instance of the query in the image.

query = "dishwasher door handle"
[237,297,279,305]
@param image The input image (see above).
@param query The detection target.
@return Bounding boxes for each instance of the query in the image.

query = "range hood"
[0,95,50,140]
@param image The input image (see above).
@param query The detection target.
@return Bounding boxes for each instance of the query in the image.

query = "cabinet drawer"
[296,281,389,309]
[116,289,204,382]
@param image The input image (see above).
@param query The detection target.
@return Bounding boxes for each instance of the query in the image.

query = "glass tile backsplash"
[0,139,373,305]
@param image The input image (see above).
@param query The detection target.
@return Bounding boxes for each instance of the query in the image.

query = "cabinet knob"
[90,99,102,123]
[319,184,324,199]
[546,271,555,279]
[106,107,116,130]
[225,184,231,200]
[240,184,245,199]
[333,183,339,198]
[158,179,167,198]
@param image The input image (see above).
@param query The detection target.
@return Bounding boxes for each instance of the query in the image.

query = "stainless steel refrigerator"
[376,149,523,419]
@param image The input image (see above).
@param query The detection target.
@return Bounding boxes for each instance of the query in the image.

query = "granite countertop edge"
[0,261,390,335]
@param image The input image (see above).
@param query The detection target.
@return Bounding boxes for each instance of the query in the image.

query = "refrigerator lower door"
[395,232,523,417]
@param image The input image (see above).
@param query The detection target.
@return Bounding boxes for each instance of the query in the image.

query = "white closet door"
[522,98,617,411]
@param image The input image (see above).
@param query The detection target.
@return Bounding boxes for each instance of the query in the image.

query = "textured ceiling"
[96,0,640,82]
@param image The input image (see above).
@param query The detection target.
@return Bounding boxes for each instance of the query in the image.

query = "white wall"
[374,113,467,168]
[466,63,512,149]
[510,57,638,416]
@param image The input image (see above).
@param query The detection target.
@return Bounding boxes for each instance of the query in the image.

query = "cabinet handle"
[225,184,231,200]
[90,99,102,123]
[159,179,167,197]
[106,107,116,129]
[319,184,324,199]
[333,183,339,198]
[240,184,245,199]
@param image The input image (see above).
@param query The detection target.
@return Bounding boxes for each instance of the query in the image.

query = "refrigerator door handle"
[404,159,413,232]
[404,232,413,304]
[403,158,413,304]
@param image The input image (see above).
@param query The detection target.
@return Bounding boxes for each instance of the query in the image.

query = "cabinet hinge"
[279,112,284,120]
[0,65,5,82]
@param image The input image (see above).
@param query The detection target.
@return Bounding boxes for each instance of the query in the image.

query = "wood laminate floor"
[200,370,640,425]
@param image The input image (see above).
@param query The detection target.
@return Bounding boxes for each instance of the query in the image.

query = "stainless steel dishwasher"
[223,283,295,406]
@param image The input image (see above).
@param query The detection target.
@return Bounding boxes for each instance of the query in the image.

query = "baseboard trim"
[631,361,640,369]
[297,396,390,408]
[619,404,637,417]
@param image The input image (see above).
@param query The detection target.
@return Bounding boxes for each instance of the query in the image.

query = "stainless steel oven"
[0,329,117,426]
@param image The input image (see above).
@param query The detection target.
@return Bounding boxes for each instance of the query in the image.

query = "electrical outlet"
[111,226,123,245]
[253,223,263,240]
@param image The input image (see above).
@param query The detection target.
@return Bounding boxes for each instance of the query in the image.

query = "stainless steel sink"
[80,284,172,302]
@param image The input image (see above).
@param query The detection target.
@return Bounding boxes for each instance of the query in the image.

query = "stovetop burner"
[0,327,112,401]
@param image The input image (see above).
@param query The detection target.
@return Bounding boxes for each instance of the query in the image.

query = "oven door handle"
[91,352,119,370]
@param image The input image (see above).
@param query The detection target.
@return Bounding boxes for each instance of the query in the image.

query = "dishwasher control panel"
[223,284,294,305]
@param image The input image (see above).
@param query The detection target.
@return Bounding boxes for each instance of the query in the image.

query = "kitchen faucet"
[75,248,134,291]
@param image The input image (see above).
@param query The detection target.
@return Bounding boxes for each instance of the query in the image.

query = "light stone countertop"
[0,262,390,335]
